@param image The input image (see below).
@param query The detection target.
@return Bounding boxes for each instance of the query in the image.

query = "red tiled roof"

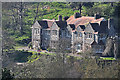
[67,15,104,28]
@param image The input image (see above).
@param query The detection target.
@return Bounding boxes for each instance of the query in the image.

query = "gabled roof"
[67,16,105,28]
[55,21,67,29]
[91,41,98,45]
[38,20,54,29]
[99,21,108,33]
[79,25,85,30]
[89,21,108,33]
[68,24,75,30]
[31,21,41,28]
[90,23,99,32]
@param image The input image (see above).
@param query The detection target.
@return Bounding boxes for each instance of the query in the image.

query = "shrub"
[47,48,55,52]
[28,42,33,49]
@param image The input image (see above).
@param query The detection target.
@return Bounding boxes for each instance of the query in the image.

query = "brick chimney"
[58,15,62,21]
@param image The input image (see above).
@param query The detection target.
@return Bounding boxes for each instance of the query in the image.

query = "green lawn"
[27,51,56,63]
[67,55,82,60]
[100,57,116,60]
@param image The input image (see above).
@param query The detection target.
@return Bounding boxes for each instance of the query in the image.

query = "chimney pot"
[63,16,69,21]
[74,12,81,18]
[94,13,101,19]
[58,15,62,21]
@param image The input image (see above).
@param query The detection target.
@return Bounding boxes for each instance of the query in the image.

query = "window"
[46,30,50,35]
[99,46,103,52]
[66,31,71,37]
[51,41,56,48]
[37,29,39,34]
[89,33,92,38]
[35,28,39,34]
[86,32,92,38]
[77,44,82,52]
[52,30,57,35]
[78,32,82,37]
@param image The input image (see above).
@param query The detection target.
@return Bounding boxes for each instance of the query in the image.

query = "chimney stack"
[58,15,62,21]
[108,18,113,29]
[79,4,82,17]
[94,13,101,19]
[108,18,115,37]
[74,12,81,18]
[63,16,69,21]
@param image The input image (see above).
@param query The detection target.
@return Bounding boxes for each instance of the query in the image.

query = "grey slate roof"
[90,23,99,32]
[79,25,85,30]
[91,41,98,45]
[99,21,108,33]
[38,20,54,29]
[90,21,108,33]
[55,21,67,29]
[68,24,75,30]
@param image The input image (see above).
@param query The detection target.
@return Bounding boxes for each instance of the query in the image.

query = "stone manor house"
[31,12,115,53]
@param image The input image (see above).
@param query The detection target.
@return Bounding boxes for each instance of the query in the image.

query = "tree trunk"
[33,3,39,23]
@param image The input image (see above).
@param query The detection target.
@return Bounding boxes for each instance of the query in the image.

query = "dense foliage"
[4,52,120,78]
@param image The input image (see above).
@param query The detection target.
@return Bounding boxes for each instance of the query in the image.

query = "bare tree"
[33,3,40,23]
[56,38,71,64]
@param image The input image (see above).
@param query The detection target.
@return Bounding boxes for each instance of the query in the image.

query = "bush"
[47,48,55,52]
[2,68,14,80]
[28,42,33,49]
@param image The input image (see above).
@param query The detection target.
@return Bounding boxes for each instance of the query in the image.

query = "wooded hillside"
[2,2,120,50]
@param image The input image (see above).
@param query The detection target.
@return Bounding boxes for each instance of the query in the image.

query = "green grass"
[25,50,56,63]
[27,52,56,63]
[14,46,25,50]
[27,54,40,63]
[67,55,82,60]
[40,52,56,56]
[15,36,29,41]
[100,57,116,60]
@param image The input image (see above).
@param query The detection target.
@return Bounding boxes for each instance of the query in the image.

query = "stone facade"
[31,13,115,53]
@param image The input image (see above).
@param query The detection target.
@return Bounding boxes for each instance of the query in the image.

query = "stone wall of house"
[32,27,41,49]
[41,29,51,49]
